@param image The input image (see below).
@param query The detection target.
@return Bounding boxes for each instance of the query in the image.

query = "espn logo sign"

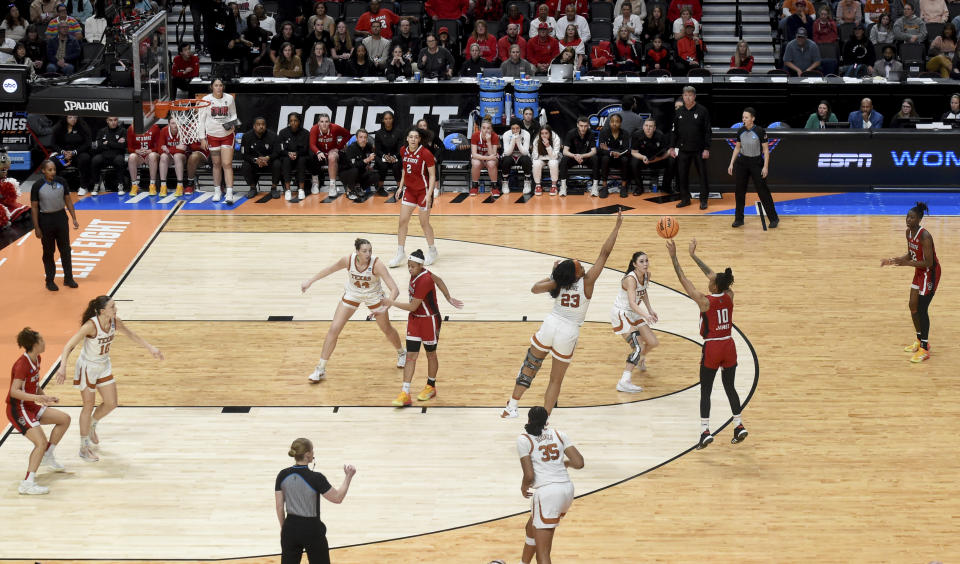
[817,153,873,168]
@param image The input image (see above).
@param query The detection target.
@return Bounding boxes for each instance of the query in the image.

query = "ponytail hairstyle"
[288,437,313,461]
[354,237,371,251]
[81,295,111,326]
[16,327,41,351]
[715,268,734,293]
[525,406,549,436]
[626,251,646,272]
[910,201,929,220]
[549,259,578,298]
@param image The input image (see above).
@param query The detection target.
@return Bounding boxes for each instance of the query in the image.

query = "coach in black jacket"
[340,129,380,200]
[277,112,311,203]
[90,116,129,193]
[669,86,712,209]
[374,111,403,195]
[240,117,282,199]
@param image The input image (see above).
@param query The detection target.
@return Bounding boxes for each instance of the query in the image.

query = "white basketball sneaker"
[500,404,519,419]
[502,181,510,195]
[77,187,87,196]
[213,187,222,201]
[589,183,600,197]
[616,380,643,393]
[224,188,234,205]
[18,480,49,495]
[298,188,306,201]
[559,181,567,197]
[42,451,65,472]
[311,182,320,195]
[523,180,531,194]
[425,246,438,266]
[387,249,406,267]
[284,189,292,201]
[396,350,407,368]
[308,365,326,383]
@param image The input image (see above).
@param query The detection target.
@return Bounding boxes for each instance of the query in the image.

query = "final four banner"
[231,92,647,137]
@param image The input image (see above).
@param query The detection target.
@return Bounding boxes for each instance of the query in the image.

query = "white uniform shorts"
[74,358,115,391]
[609,306,647,335]
[531,314,580,362]
[341,291,387,313]
[531,481,575,529]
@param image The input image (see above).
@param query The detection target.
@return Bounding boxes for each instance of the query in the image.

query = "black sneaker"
[731,424,748,444]
[768,218,779,229]
[676,199,691,208]
[270,190,282,199]
[696,430,713,450]
[245,190,259,199]
[63,278,79,288]
[731,219,744,228]
[46,280,59,291]
[620,185,628,198]
[699,199,708,210]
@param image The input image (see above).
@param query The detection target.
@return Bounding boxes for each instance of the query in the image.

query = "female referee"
[881,201,940,363]
[275,438,356,564]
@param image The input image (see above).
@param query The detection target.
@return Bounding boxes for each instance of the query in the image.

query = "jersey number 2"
[538,443,560,462]
[560,294,580,308]
[405,163,413,174]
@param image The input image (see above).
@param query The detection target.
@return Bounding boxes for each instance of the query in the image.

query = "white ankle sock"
[733,414,742,426]
[91,418,99,431]
[401,382,410,393]
[81,436,90,447]
[700,418,709,432]
[620,370,633,383]
[507,398,518,409]
[397,246,405,255]
[45,444,56,456]
[317,359,327,371]
[26,471,36,482]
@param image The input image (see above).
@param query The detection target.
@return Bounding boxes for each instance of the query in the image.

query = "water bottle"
[414,71,421,82]
[520,72,526,80]
[476,72,482,82]
[574,70,581,81]
[652,183,658,193]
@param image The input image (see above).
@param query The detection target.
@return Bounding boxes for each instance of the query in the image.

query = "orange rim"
[154,98,210,119]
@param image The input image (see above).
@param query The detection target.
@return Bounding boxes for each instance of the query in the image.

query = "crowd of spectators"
[776,0,960,78]
[171,0,712,80]
[1,0,168,80]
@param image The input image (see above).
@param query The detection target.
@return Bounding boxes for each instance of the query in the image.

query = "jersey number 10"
[716,309,729,324]
[538,443,560,462]
[560,294,580,308]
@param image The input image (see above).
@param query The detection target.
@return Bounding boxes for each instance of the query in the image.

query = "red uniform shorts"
[912,263,940,296]
[701,338,737,370]
[402,187,429,210]
[407,314,441,346]
[206,133,235,150]
[6,398,46,434]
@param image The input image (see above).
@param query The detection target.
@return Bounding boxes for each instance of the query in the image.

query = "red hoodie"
[425,0,470,19]
[526,35,560,65]
[171,54,199,79]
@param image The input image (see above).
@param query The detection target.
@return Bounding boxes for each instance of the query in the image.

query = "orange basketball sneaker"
[904,340,920,353]
[417,384,436,401]
[910,345,930,363]
[392,390,412,407]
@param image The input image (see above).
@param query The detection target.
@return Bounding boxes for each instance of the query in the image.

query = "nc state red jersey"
[310,123,350,154]
[471,130,500,156]
[700,293,733,341]
[10,354,41,397]
[907,227,938,270]
[409,269,439,317]
[127,124,161,153]
[156,125,186,154]
[401,145,436,191]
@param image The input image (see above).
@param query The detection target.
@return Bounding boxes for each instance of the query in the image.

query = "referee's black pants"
[733,155,778,223]
[281,515,330,564]
[38,210,73,284]
[676,150,710,203]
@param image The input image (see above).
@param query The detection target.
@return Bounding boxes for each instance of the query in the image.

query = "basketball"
[656,216,680,239]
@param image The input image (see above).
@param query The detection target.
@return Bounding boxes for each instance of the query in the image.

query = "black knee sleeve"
[626,331,643,365]
[406,339,421,353]
[699,365,717,419]
[917,293,933,341]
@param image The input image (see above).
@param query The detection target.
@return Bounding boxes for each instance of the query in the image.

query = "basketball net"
[156,99,210,145]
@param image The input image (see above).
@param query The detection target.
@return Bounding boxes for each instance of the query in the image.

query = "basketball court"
[1,183,958,563]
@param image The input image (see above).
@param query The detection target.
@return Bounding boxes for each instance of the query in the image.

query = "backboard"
[133,12,171,132]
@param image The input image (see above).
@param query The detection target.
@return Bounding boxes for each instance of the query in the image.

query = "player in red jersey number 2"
[881,201,940,363]
[667,238,748,450]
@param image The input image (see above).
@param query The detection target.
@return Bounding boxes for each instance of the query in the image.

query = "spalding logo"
[2,78,17,94]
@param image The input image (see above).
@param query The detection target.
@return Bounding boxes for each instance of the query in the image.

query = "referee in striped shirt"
[275,438,356,564]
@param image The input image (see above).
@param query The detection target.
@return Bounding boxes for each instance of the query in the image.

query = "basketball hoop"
[155,99,210,145]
